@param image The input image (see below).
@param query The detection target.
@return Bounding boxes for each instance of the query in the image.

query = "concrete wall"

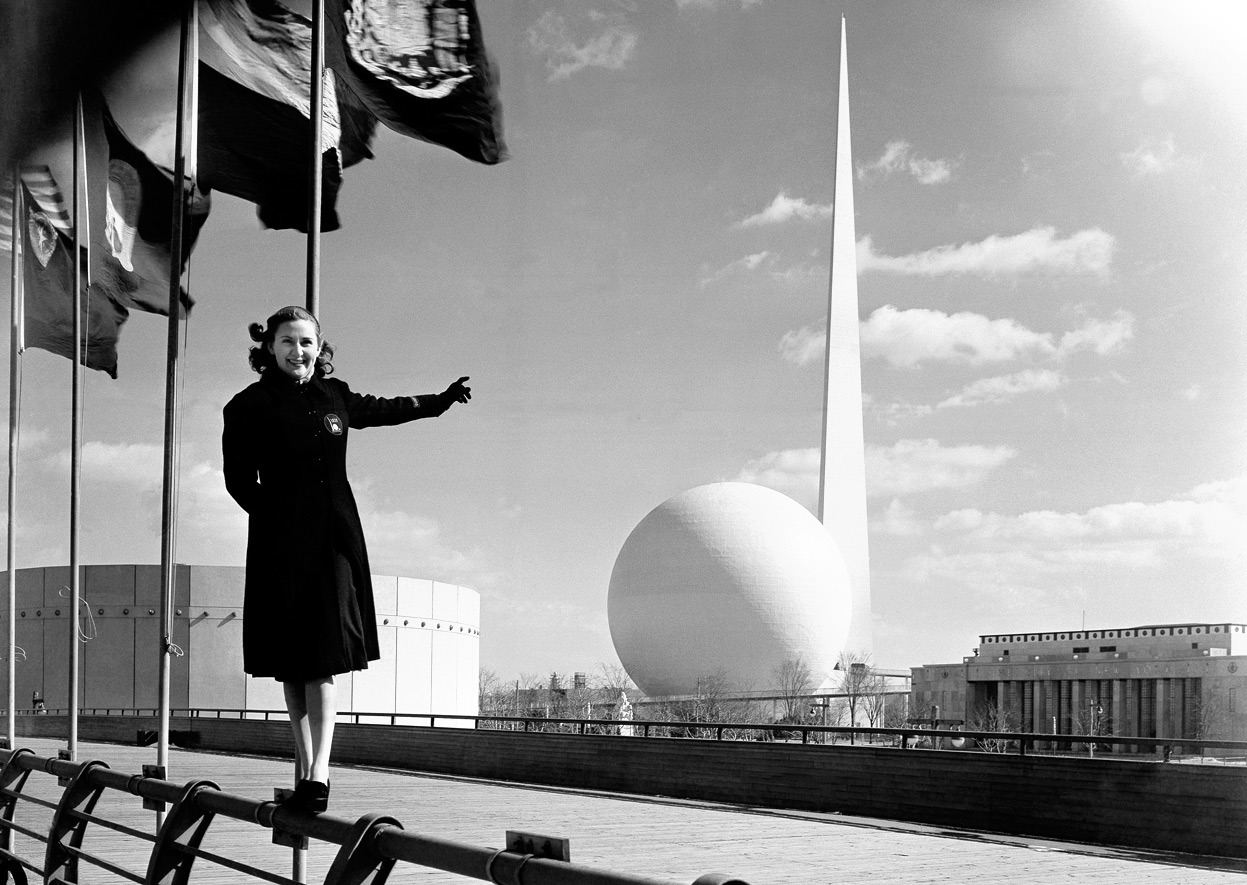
[0,565,480,719]
[17,715,1246,859]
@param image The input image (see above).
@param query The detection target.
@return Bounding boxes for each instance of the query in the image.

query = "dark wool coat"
[222,370,449,681]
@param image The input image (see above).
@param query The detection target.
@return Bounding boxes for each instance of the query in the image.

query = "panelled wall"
[0,565,480,721]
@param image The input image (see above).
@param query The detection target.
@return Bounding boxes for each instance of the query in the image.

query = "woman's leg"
[282,681,312,783]
[305,675,337,784]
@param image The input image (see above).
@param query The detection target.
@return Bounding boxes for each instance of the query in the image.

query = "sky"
[2,0,1246,683]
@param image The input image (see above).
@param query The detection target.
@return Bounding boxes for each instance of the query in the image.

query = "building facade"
[912,622,1246,745]
[0,564,480,723]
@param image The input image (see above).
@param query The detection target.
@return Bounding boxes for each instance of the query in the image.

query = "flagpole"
[68,96,86,762]
[157,0,197,798]
[6,168,22,750]
[306,0,324,316]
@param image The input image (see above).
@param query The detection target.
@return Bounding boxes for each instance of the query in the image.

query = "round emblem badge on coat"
[324,414,344,435]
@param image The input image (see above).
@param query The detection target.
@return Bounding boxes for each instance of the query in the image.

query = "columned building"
[912,623,1246,747]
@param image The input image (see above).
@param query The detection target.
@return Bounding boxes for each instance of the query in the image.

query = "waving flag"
[325,0,506,164]
[1,93,207,377]
[197,0,376,232]
[98,103,209,315]
[2,167,126,378]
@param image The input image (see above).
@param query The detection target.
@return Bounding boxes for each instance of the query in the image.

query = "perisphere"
[607,482,852,697]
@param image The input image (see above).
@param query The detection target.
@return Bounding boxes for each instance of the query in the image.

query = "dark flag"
[1,168,126,378]
[97,103,210,316]
[324,0,506,164]
[197,0,376,232]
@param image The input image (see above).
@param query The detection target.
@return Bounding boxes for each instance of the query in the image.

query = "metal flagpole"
[68,95,87,762]
[306,0,324,317]
[157,0,197,806]
[6,168,22,749]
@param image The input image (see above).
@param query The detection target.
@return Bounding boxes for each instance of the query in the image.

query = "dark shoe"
[284,779,330,813]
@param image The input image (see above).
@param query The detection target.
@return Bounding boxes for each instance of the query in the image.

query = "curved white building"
[0,564,480,722]
[608,483,852,697]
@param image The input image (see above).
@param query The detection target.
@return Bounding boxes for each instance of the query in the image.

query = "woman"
[222,305,470,812]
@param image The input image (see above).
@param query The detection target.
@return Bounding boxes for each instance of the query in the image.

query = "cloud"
[778,323,825,365]
[737,192,833,228]
[529,10,638,81]
[1121,135,1181,177]
[45,441,164,486]
[858,140,955,185]
[936,369,1067,409]
[914,475,1247,594]
[735,439,1014,505]
[858,227,1115,277]
[734,447,820,506]
[865,439,1016,497]
[872,499,925,537]
[857,306,1132,369]
[699,250,773,288]
[676,0,765,9]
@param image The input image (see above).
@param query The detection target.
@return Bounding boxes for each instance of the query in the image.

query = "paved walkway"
[5,738,1244,884]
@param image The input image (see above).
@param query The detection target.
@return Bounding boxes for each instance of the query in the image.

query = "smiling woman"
[221,305,471,812]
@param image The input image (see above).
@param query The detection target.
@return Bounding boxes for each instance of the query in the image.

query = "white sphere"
[608,482,852,697]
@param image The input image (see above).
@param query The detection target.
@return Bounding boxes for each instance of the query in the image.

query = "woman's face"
[269,319,320,382]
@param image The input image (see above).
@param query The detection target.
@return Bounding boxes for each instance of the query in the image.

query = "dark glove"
[443,376,472,405]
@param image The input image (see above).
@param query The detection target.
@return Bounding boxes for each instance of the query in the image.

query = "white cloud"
[856,306,1133,369]
[866,439,1016,497]
[869,401,934,426]
[872,499,925,537]
[45,441,164,487]
[737,192,833,228]
[778,323,824,365]
[860,306,1053,368]
[1182,384,1205,401]
[734,446,820,506]
[916,476,1247,594]
[699,250,773,288]
[1056,313,1133,356]
[735,439,1014,505]
[858,227,1115,277]
[676,0,765,9]
[529,11,638,81]
[937,369,1067,409]
[858,140,955,185]
[1121,135,1181,177]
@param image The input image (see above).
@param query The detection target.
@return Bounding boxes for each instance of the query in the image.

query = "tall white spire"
[818,17,872,655]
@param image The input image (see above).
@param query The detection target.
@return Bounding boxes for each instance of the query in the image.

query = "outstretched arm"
[347,376,473,428]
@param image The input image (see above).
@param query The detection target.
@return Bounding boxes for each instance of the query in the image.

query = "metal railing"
[15,708,1247,760]
[0,748,749,885]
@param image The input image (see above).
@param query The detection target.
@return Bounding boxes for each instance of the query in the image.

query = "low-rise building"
[912,622,1246,745]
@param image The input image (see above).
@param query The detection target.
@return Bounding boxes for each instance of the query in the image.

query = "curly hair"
[247,305,335,376]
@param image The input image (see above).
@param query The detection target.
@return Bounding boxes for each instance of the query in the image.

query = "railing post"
[323,813,403,885]
[146,779,219,885]
[0,749,34,852]
[44,759,109,885]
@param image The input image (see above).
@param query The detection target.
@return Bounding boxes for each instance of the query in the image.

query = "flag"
[1,91,206,377]
[325,0,506,165]
[1,168,126,378]
[197,0,377,232]
[97,102,209,316]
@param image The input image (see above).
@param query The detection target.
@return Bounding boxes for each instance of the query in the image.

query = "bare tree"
[478,667,508,717]
[862,670,889,732]
[772,654,813,723]
[966,702,1019,753]
[838,650,873,732]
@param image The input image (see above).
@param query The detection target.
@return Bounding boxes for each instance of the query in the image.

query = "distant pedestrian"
[222,305,470,812]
